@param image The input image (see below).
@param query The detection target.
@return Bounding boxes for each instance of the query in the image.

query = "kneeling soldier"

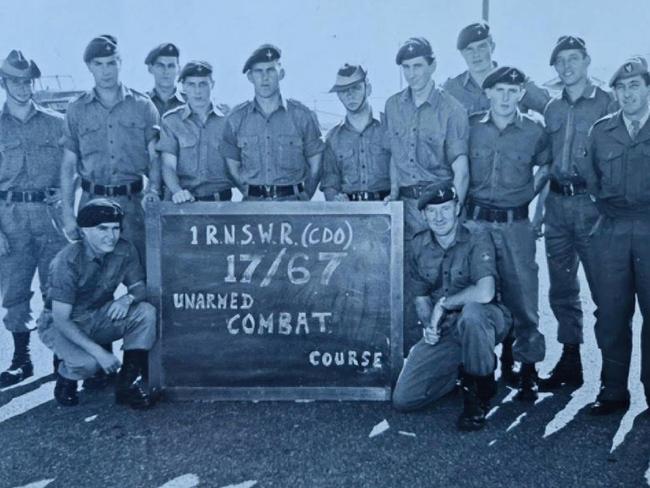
[158,61,233,203]
[320,64,391,202]
[38,199,157,409]
[392,182,511,431]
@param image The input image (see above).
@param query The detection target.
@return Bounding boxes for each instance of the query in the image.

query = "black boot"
[115,350,156,409]
[54,373,78,406]
[539,344,583,391]
[458,372,490,431]
[0,332,34,387]
[500,335,519,386]
[515,363,539,402]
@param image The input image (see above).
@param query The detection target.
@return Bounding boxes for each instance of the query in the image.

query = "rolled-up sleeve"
[156,119,179,156]
[219,116,241,161]
[143,99,160,143]
[319,142,341,192]
[302,110,325,158]
[444,104,469,163]
[469,232,497,284]
[48,259,77,305]
[62,110,80,156]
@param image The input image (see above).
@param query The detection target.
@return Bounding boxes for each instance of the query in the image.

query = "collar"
[248,95,287,115]
[478,109,524,129]
[84,84,132,104]
[561,79,597,103]
[148,87,184,103]
[342,109,379,133]
[421,223,469,250]
[1,100,39,123]
[622,107,650,133]
[181,102,224,120]
[400,80,440,108]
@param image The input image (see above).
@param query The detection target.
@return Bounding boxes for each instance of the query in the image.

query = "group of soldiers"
[0,23,648,428]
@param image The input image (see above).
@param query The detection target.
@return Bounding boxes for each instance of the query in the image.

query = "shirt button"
[108,124,113,129]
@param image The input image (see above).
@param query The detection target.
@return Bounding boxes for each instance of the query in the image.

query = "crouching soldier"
[392,182,511,431]
[38,199,157,409]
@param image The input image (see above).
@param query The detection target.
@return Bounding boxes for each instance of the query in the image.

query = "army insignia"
[510,70,518,81]
[625,63,633,72]
[437,189,445,198]
[569,37,575,45]
[266,50,273,59]
[106,45,111,51]
[407,44,414,52]
[481,252,491,261]
[477,28,483,35]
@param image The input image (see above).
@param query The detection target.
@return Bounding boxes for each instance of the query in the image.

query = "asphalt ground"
[0,241,648,488]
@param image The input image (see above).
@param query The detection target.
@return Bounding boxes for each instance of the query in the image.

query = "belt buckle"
[25,192,32,202]
[361,191,369,201]
[264,185,275,199]
[105,186,115,197]
[566,183,575,196]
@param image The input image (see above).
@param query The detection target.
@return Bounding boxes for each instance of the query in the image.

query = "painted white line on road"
[11,479,55,488]
[506,412,527,432]
[220,481,257,488]
[157,474,200,488]
[0,381,53,425]
[369,419,390,438]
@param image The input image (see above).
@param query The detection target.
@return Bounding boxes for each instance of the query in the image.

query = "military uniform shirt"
[219,98,324,186]
[544,83,615,183]
[320,114,391,194]
[409,224,497,303]
[45,238,144,318]
[0,102,64,190]
[468,110,550,208]
[62,85,159,185]
[384,85,469,187]
[443,69,550,116]
[147,88,185,116]
[588,111,650,217]
[157,104,232,194]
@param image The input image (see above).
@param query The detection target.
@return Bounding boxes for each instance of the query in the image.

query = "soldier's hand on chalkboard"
[0,231,9,256]
[107,295,132,321]
[332,193,349,202]
[172,189,195,204]
[96,349,121,375]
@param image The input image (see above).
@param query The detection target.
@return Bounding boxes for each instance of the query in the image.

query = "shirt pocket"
[0,140,24,175]
[177,133,200,175]
[469,147,494,186]
[627,144,650,200]
[78,122,104,158]
[237,134,260,178]
[32,137,62,182]
[278,134,305,179]
[599,145,625,196]
[500,149,532,188]
[337,147,358,186]
[118,118,146,151]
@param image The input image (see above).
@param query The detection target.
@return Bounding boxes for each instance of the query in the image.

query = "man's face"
[1,76,34,105]
[614,75,650,117]
[247,61,283,98]
[87,54,121,90]
[554,49,590,87]
[148,55,179,90]
[182,75,213,109]
[401,56,435,92]
[486,83,524,118]
[460,38,494,73]
[336,81,369,113]
[82,222,121,255]
[422,200,459,237]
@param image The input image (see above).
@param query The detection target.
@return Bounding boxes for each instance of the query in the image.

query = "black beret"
[609,56,649,87]
[481,66,526,89]
[395,37,433,65]
[457,22,490,50]
[417,182,458,210]
[83,35,118,63]
[145,42,179,65]
[179,60,213,82]
[0,50,40,79]
[329,64,367,92]
[242,44,281,73]
[549,35,587,65]
[77,198,124,228]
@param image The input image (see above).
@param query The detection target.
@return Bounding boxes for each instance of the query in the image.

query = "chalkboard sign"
[146,202,403,401]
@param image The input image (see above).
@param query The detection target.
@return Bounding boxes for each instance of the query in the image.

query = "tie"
[631,120,641,140]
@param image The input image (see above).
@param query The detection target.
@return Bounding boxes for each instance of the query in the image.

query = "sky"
[0,0,649,125]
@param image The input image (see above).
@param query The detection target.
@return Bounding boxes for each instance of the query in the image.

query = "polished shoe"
[82,370,116,391]
[514,363,539,402]
[457,373,490,431]
[539,344,583,391]
[0,360,34,388]
[115,377,157,409]
[54,374,79,406]
[588,398,630,416]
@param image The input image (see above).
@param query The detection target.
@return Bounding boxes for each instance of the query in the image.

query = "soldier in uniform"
[538,36,616,391]
[586,56,650,415]
[0,50,68,387]
[60,35,161,262]
[320,64,390,202]
[38,199,157,408]
[443,22,549,116]
[158,61,233,203]
[384,37,469,351]
[144,42,184,117]
[219,44,324,201]
[465,67,550,401]
[392,182,510,431]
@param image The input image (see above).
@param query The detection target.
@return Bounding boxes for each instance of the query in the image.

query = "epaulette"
[161,105,185,119]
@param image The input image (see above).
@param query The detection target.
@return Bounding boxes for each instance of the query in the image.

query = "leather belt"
[466,202,528,223]
[0,189,56,203]
[549,179,587,196]
[345,190,390,201]
[81,179,143,197]
[248,183,304,198]
[398,184,430,199]
[194,189,233,202]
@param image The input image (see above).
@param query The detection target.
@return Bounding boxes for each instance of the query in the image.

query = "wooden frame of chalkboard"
[146,201,403,401]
